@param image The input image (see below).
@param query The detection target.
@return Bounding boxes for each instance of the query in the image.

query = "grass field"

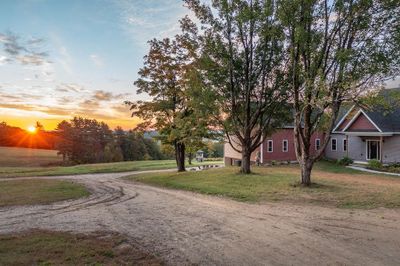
[0,179,89,207]
[0,230,161,265]
[126,161,400,209]
[0,146,223,178]
[0,146,61,167]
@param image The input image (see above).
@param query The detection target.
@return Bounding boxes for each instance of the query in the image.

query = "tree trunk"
[188,152,193,165]
[240,149,252,174]
[175,142,186,172]
[300,159,313,186]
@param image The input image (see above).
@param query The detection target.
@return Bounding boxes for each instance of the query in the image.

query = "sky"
[1,0,399,131]
[0,0,192,130]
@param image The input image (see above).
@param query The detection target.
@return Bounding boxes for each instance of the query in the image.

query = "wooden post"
[380,136,383,163]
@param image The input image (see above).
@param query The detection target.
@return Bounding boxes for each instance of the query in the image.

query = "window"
[343,139,348,152]
[315,139,321,150]
[331,138,337,151]
[267,140,273,153]
[282,140,288,152]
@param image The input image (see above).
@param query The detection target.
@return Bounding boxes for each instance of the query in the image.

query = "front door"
[367,140,380,161]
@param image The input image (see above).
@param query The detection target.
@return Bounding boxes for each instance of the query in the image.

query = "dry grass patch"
[0,146,61,167]
[126,161,400,209]
[0,179,89,207]
[0,230,162,265]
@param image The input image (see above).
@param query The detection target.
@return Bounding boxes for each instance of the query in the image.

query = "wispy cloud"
[0,31,50,66]
[93,90,113,101]
[113,0,191,46]
[56,83,86,93]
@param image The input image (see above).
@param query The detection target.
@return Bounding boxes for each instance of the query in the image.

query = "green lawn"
[0,230,161,265]
[0,160,223,178]
[0,146,222,178]
[0,179,89,207]
[126,161,400,209]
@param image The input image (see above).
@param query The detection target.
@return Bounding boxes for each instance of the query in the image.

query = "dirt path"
[1,171,400,265]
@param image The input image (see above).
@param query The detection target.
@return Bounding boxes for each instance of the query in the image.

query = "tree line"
[129,0,400,185]
[55,117,167,164]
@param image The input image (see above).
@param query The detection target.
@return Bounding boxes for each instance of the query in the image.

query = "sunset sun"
[27,126,37,134]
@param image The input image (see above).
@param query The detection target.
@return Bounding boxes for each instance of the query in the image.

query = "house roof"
[364,107,400,132]
[334,88,400,133]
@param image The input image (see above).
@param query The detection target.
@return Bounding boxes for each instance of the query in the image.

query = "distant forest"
[0,118,223,165]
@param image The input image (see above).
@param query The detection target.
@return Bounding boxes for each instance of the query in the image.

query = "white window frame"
[331,138,337,151]
[343,139,347,152]
[267,140,273,153]
[315,138,321,151]
[282,139,288,152]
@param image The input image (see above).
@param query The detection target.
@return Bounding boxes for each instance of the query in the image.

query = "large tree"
[185,0,290,173]
[278,0,400,185]
[129,19,209,171]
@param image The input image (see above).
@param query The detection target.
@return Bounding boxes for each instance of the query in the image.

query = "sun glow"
[27,126,37,134]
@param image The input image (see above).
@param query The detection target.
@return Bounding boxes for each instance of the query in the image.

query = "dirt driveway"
[1,170,400,265]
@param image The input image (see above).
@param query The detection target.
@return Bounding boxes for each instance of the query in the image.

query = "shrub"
[337,156,353,166]
[368,159,382,169]
[388,162,400,168]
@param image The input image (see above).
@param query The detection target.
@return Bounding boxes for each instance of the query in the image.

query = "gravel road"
[1,170,400,265]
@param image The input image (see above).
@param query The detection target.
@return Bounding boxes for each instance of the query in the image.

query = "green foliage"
[114,127,164,161]
[56,117,113,164]
[185,0,291,173]
[336,157,354,166]
[129,19,212,171]
[368,160,383,170]
[55,120,165,165]
[104,141,124,163]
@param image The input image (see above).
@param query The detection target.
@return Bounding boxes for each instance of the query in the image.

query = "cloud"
[126,16,149,26]
[79,99,100,109]
[111,103,131,115]
[0,92,44,102]
[93,90,113,101]
[16,54,49,66]
[56,83,86,93]
[92,90,130,101]
[0,55,10,65]
[0,31,50,66]
[89,54,104,67]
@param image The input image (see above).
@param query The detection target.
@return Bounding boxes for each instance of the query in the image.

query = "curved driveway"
[1,170,400,265]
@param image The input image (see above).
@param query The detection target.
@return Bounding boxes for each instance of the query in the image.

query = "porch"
[344,132,394,164]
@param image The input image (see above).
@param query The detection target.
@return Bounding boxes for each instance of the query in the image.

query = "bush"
[337,156,353,166]
[368,159,382,169]
[388,162,400,168]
